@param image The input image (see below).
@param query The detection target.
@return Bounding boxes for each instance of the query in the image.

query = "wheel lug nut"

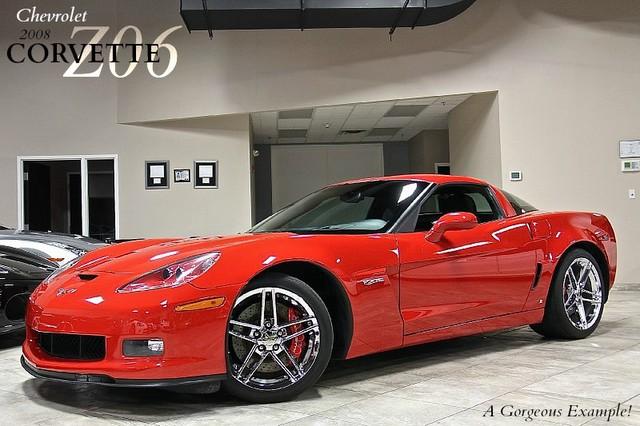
[258,345,266,351]
[253,331,260,338]
[273,344,280,351]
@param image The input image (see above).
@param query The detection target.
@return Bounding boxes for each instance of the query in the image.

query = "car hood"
[79,233,283,276]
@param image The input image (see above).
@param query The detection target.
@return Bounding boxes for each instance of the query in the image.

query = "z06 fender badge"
[360,277,386,286]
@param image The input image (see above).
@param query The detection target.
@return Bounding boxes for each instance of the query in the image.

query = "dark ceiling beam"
[180,0,476,34]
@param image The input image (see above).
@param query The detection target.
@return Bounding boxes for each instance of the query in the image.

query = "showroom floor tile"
[1,288,638,425]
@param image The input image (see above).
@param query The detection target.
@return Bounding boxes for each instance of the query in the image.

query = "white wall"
[271,144,384,210]
[408,130,451,174]
[449,92,502,185]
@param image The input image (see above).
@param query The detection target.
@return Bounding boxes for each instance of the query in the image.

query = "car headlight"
[117,252,221,294]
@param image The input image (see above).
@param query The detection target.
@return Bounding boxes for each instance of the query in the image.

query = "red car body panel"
[22,174,617,383]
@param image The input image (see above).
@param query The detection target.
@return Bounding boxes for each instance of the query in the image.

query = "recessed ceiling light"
[340,129,367,135]
[278,129,308,138]
[278,109,313,119]
[384,105,428,117]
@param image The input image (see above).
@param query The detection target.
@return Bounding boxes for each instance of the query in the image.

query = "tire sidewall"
[223,273,334,403]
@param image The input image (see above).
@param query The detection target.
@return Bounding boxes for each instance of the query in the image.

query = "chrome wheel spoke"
[228,329,256,344]
[259,289,267,328]
[581,297,601,304]
[271,352,298,382]
[236,344,258,378]
[576,300,588,328]
[243,352,268,384]
[282,347,304,376]
[567,268,579,291]
[278,317,316,330]
[229,319,260,330]
[564,296,576,309]
[283,325,319,342]
[271,289,279,328]
[576,262,589,290]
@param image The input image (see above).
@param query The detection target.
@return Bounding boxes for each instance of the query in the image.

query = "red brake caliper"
[287,307,307,359]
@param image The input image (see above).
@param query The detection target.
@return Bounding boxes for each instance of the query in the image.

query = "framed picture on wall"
[194,160,218,189]
[174,168,191,183]
[145,160,169,189]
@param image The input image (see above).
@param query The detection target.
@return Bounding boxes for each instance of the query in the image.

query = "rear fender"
[523,212,616,311]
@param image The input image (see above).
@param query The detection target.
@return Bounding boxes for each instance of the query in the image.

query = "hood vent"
[180,0,476,38]
[78,273,98,281]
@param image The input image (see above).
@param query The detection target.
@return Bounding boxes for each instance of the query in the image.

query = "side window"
[414,185,502,232]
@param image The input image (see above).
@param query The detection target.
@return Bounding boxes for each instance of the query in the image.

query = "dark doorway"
[88,159,116,241]
[23,160,81,234]
[22,158,116,241]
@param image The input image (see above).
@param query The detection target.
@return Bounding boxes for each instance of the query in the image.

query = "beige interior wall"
[408,130,450,174]
[0,1,253,239]
[1,0,639,281]
[449,93,502,185]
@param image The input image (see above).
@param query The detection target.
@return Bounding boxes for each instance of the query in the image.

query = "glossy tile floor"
[1,286,638,425]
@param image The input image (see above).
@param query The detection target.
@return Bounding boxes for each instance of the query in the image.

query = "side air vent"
[531,263,543,289]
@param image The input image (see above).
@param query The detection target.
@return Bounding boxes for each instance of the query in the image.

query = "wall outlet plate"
[509,170,522,181]
[621,159,640,172]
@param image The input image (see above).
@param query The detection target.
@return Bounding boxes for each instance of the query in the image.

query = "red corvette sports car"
[21,174,616,402]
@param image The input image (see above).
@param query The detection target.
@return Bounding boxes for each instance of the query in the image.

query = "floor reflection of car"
[1,247,57,335]
[0,229,105,266]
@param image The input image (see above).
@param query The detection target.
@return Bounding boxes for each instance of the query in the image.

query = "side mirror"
[426,212,478,243]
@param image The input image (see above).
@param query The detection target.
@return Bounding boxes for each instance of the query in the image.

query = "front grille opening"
[37,332,106,360]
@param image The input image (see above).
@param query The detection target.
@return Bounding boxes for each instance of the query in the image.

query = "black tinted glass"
[415,185,501,232]
[503,191,537,215]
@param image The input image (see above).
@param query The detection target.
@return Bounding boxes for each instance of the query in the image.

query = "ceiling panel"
[251,93,474,144]
[278,118,312,129]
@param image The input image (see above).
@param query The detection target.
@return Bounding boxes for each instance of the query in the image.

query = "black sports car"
[1,246,56,334]
[0,229,105,266]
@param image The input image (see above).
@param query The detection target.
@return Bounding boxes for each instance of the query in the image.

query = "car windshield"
[251,180,430,234]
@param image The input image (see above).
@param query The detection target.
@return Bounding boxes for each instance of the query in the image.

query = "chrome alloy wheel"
[562,257,603,330]
[227,287,321,391]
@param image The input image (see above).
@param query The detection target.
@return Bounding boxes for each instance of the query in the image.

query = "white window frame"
[16,154,120,240]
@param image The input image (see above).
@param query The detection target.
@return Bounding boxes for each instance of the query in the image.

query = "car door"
[396,184,538,335]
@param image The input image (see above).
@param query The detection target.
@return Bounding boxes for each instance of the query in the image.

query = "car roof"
[336,174,490,186]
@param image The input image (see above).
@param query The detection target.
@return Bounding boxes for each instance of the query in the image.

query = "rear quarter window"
[503,191,537,215]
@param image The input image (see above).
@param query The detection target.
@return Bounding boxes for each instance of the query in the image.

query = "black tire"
[223,273,333,403]
[530,248,605,339]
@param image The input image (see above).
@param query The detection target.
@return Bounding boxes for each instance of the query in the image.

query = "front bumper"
[22,276,241,382]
